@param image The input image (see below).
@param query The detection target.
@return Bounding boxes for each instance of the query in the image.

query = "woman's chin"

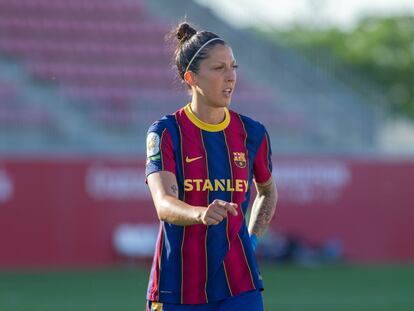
[218,97,232,107]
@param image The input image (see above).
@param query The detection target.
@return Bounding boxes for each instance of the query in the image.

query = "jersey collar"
[183,103,230,132]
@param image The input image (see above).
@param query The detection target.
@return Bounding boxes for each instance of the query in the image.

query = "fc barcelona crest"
[233,152,246,168]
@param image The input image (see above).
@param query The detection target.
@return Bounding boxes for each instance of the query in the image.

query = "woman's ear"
[184,71,196,86]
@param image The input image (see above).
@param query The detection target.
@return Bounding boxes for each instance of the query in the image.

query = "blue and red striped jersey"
[145,104,272,304]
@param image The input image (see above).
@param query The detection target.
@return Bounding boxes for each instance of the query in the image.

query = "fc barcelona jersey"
[145,104,272,304]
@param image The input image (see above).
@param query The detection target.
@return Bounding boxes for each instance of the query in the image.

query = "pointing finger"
[225,202,238,216]
[212,199,227,208]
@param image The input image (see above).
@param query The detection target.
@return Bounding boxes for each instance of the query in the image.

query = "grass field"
[1,264,413,311]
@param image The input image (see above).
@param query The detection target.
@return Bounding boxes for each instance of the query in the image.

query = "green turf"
[0,264,413,311]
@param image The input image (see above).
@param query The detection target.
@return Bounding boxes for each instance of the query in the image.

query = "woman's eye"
[214,65,238,70]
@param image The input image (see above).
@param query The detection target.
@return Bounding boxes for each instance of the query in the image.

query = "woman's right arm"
[147,171,237,226]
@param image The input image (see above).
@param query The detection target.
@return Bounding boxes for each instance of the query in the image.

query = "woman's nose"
[226,67,236,82]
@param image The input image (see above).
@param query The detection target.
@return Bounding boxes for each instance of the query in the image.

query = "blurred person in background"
[145,21,277,311]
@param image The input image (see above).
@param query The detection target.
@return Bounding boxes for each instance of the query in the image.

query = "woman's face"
[193,44,237,108]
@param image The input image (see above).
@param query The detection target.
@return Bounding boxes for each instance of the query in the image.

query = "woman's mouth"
[223,88,233,97]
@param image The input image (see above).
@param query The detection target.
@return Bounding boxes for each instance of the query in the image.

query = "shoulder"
[146,115,177,158]
[230,110,267,135]
[147,114,177,135]
[146,114,181,155]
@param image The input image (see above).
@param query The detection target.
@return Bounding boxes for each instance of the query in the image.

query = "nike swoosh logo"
[186,155,203,163]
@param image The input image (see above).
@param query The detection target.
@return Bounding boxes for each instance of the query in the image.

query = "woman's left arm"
[248,177,278,237]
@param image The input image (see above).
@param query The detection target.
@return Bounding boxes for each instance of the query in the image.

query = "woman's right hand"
[200,199,238,225]
[148,171,238,226]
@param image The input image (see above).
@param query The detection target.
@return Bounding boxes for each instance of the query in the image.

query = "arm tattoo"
[171,184,178,196]
[248,180,277,237]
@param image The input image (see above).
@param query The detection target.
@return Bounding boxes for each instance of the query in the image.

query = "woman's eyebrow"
[210,59,237,65]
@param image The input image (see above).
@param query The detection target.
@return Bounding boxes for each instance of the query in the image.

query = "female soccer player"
[145,22,278,311]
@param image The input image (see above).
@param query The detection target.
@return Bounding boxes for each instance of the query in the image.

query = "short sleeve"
[253,128,272,184]
[145,123,176,180]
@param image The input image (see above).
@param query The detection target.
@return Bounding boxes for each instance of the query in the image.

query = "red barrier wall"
[273,158,414,262]
[0,157,413,267]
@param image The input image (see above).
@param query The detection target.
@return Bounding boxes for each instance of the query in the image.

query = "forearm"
[248,179,277,237]
[155,195,205,226]
[147,171,236,226]
[148,171,205,226]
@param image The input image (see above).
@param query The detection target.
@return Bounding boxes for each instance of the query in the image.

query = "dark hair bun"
[176,22,197,43]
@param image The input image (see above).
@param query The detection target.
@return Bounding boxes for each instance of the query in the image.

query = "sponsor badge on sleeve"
[146,132,160,158]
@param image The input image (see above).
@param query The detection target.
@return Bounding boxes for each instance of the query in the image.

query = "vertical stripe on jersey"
[174,114,185,200]
[177,112,208,304]
[237,114,253,186]
[222,130,235,295]
[160,129,165,171]
[223,111,256,295]
[200,132,209,302]
[160,128,176,174]
[265,130,273,177]
[148,223,164,301]
[202,130,232,301]
[253,130,272,184]
[177,118,186,304]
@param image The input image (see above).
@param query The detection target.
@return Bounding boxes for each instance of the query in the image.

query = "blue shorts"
[146,290,263,311]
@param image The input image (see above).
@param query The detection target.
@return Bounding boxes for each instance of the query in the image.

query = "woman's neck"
[190,98,226,125]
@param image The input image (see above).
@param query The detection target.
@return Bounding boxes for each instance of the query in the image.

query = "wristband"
[250,234,258,251]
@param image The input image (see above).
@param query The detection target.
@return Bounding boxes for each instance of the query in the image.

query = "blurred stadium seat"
[0,0,382,155]
[0,78,54,130]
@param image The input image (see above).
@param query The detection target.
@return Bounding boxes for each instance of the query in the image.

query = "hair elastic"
[185,37,223,72]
